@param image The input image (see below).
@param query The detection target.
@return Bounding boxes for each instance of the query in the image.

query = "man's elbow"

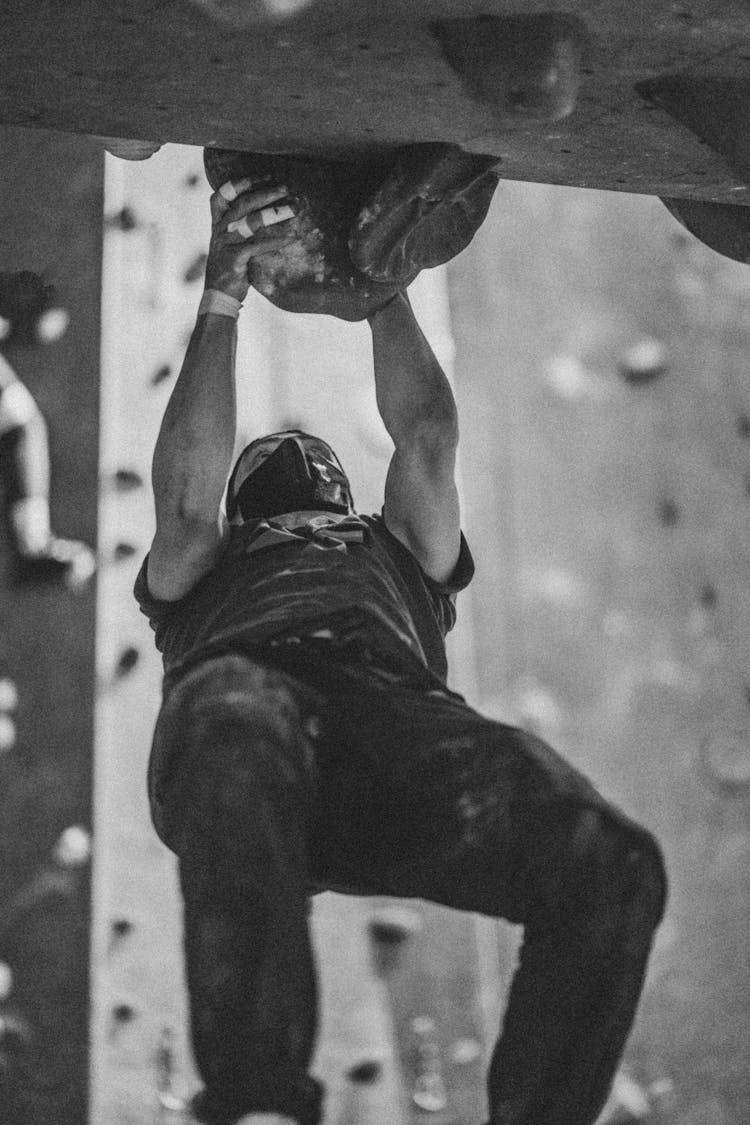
[154,495,221,547]
[407,407,459,460]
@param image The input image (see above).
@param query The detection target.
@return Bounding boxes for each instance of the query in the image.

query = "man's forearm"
[368,292,458,449]
[151,312,238,528]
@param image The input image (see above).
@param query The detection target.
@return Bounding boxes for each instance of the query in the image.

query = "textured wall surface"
[450,182,750,1124]
[0,127,103,1125]
[1,1,749,201]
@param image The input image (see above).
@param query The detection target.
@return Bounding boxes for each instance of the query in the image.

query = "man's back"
[135,510,473,684]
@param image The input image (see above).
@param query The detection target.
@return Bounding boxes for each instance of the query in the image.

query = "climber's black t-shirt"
[134,511,474,685]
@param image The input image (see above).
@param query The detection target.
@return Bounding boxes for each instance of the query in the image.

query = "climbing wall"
[0,127,103,1125]
[450,183,750,1124]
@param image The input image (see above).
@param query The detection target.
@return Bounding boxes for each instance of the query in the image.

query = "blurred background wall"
[449,183,750,1125]
[0,126,102,1125]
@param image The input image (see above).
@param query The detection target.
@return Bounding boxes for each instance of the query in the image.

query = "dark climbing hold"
[347,1059,383,1084]
[738,413,750,438]
[699,582,718,609]
[658,499,680,527]
[204,147,401,320]
[114,468,144,491]
[112,917,133,939]
[660,199,750,265]
[429,13,587,124]
[151,363,172,386]
[115,646,140,677]
[349,144,500,286]
[106,206,138,233]
[183,253,208,284]
[638,74,750,183]
[113,542,137,561]
[112,1003,135,1023]
[369,918,413,947]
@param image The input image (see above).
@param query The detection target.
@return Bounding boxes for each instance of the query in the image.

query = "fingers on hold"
[211,178,252,220]
[227,204,296,241]
[227,184,290,220]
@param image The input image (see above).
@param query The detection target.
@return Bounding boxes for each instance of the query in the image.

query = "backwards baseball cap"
[226,430,355,522]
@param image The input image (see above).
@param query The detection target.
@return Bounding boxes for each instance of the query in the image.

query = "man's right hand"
[204,180,297,302]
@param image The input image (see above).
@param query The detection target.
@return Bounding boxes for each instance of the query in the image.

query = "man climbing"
[136,175,667,1125]
[0,272,95,587]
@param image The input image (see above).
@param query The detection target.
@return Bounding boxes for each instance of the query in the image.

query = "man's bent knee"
[528,804,667,945]
[567,808,667,951]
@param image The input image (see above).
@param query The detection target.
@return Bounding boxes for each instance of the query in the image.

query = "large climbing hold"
[204,145,501,317]
[349,144,500,286]
[204,147,398,320]
[660,199,750,265]
[429,13,587,124]
[637,73,750,184]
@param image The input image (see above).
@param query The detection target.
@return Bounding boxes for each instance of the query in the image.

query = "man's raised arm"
[368,291,461,584]
[147,181,295,602]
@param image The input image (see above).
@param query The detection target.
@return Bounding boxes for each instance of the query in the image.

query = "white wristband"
[198,289,243,319]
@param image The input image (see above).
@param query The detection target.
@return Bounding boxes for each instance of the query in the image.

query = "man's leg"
[309,672,667,1125]
[150,655,324,1125]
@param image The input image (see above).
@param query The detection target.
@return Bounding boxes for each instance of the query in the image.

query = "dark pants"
[149,618,667,1125]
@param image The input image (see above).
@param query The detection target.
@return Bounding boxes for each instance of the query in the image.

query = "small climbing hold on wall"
[657,498,680,527]
[619,338,668,385]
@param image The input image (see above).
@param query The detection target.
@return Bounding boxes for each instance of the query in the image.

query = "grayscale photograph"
[0,3,749,1124]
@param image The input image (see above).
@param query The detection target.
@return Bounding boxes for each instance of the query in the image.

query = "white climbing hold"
[53,825,92,868]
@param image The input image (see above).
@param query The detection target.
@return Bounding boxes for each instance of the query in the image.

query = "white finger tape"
[227,216,254,239]
[260,204,295,227]
[219,180,239,202]
[218,177,251,202]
